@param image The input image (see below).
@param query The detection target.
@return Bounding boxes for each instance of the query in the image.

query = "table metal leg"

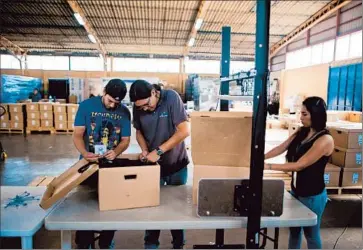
[61,230,72,250]
[21,236,33,249]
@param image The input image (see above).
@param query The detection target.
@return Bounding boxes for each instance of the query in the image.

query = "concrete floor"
[0,130,362,249]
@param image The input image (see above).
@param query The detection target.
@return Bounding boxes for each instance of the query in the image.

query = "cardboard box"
[0,122,10,129]
[328,124,362,149]
[53,104,67,113]
[26,103,39,112]
[55,113,67,122]
[40,154,160,211]
[69,95,77,104]
[0,113,9,122]
[10,121,23,130]
[67,104,79,114]
[324,163,341,187]
[8,104,24,113]
[67,121,74,130]
[41,119,53,128]
[341,168,362,187]
[27,111,40,120]
[0,103,8,113]
[10,112,24,122]
[27,119,40,128]
[55,121,67,130]
[332,147,362,168]
[39,103,53,112]
[67,113,76,121]
[190,111,252,167]
[326,111,350,122]
[40,111,53,120]
[349,112,362,123]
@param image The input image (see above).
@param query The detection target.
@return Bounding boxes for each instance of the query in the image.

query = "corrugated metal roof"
[1,0,336,58]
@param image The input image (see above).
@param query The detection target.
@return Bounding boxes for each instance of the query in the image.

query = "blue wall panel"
[353,64,362,111]
[327,67,340,110]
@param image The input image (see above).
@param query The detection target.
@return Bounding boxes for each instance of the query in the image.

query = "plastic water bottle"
[49,95,53,102]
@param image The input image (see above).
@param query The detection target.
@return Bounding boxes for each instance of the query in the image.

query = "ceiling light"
[74,13,85,26]
[195,18,203,30]
[188,37,195,47]
[88,34,96,43]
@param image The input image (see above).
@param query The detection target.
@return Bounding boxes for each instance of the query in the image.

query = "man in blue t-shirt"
[73,79,131,249]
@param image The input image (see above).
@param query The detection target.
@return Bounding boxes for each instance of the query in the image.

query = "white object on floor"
[45,185,317,249]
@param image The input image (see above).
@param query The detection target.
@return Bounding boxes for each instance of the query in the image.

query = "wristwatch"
[156,147,164,156]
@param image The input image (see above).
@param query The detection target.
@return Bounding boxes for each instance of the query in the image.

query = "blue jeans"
[144,167,188,249]
[288,189,328,249]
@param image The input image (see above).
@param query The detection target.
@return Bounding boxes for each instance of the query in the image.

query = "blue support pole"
[220,26,231,111]
[246,0,270,248]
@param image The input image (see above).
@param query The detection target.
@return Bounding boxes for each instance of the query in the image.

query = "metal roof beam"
[184,0,211,55]
[270,0,351,57]
[198,30,285,37]
[66,0,107,57]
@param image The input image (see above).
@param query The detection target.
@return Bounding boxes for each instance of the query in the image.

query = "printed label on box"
[14,123,18,128]
[1,122,6,128]
[57,107,61,112]
[32,121,35,125]
[352,173,359,184]
[72,108,76,113]
[356,153,362,165]
[45,121,49,126]
[60,116,63,121]
[324,173,330,184]
[14,108,18,112]
[59,124,63,129]
[31,114,35,118]
[44,113,48,118]
[358,134,362,146]
[15,116,19,121]
[30,106,34,110]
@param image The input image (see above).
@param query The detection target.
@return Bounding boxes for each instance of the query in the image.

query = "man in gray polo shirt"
[130,80,190,249]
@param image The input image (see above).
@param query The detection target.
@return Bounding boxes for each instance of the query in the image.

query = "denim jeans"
[75,230,115,249]
[144,167,188,249]
[288,189,328,249]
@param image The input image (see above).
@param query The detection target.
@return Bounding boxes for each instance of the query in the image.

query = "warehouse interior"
[0,0,362,249]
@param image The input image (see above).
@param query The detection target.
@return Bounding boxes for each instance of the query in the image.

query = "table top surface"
[45,185,317,231]
[0,186,57,237]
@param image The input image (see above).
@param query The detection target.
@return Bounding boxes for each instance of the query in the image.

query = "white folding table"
[0,186,59,249]
[45,185,317,249]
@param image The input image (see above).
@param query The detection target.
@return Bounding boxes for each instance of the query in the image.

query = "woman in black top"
[264,97,334,249]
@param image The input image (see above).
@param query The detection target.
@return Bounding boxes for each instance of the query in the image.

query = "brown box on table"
[53,104,67,113]
[26,103,39,112]
[8,104,24,113]
[40,154,160,211]
[55,113,67,122]
[41,119,53,128]
[40,111,53,120]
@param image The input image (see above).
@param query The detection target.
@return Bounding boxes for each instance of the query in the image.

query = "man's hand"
[82,152,100,162]
[139,150,149,162]
[104,150,117,161]
[146,150,160,163]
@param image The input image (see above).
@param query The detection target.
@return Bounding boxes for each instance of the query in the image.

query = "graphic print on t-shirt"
[88,112,122,153]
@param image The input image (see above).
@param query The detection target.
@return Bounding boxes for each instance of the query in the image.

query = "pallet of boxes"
[66,104,78,133]
[26,103,54,134]
[7,104,25,134]
[326,122,362,195]
[190,112,292,205]
[53,104,69,134]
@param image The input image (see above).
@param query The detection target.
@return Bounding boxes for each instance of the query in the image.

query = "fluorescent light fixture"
[88,34,96,43]
[74,13,85,26]
[194,18,203,30]
[188,37,195,47]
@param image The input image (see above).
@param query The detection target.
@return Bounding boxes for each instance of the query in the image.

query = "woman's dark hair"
[302,96,327,132]
[129,80,161,102]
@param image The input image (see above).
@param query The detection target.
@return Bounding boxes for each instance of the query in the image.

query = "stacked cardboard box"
[26,103,40,130]
[190,112,252,204]
[53,104,68,130]
[324,163,342,187]
[9,104,25,131]
[39,103,54,129]
[0,104,10,130]
[349,111,362,123]
[329,123,362,188]
[66,104,78,131]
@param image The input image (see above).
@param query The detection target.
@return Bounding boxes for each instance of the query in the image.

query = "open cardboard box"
[190,111,253,204]
[40,154,160,211]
